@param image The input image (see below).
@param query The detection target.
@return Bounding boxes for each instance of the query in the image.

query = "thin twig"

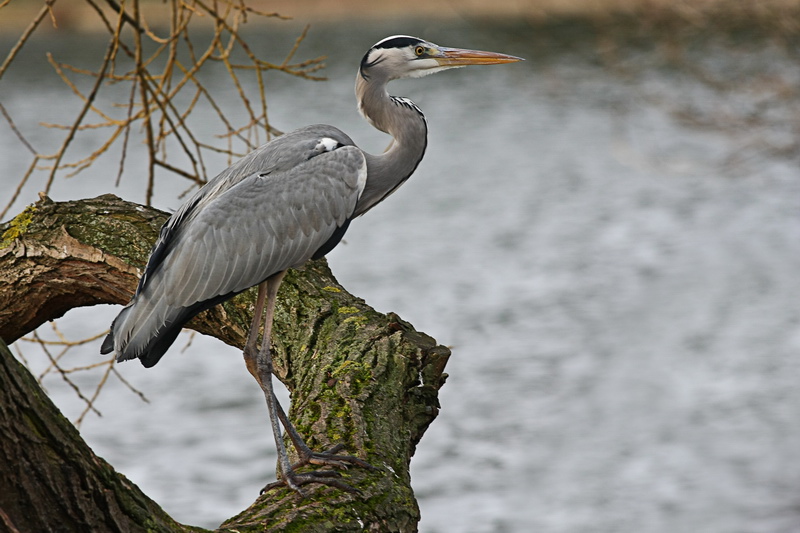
[112,366,149,403]
[0,0,58,81]
[1,157,40,220]
[116,78,138,186]
[0,102,37,155]
[42,33,119,193]
[33,331,103,420]
[103,0,142,32]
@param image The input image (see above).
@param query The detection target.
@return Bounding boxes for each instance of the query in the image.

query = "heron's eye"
[414,46,426,57]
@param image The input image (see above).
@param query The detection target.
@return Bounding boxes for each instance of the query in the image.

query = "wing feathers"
[145,145,365,309]
[105,126,368,364]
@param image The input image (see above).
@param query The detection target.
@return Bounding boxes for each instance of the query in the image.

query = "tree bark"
[0,194,450,532]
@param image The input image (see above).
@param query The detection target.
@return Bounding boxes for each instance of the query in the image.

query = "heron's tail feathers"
[101,292,235,368]
[100,305,131,357]
[100,296,184,368]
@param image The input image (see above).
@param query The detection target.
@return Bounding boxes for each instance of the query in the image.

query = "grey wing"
[153,144,366,308]
[135,125,357,294]
[104,128,365,365]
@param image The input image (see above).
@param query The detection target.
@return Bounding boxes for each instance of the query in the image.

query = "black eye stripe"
[373,36,424,50]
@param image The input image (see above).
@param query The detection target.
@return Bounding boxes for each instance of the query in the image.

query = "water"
[3,20,800,533]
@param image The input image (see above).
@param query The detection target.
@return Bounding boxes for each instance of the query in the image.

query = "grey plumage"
[101,35,520,494]
[103,126,365,366]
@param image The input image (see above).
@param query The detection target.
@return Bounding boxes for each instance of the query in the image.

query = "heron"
[101,35,521,495]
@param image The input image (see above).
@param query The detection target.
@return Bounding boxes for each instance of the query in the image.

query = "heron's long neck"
[353,74,428,217]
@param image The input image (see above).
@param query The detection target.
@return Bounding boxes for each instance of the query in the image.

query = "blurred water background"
[2,7,800,533]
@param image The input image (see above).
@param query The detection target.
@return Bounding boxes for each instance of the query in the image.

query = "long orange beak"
[434,47,524,67]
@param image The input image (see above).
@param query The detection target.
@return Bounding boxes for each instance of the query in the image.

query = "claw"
[299,444,377,471]
[261,469,361,496]
[261,447,374,496]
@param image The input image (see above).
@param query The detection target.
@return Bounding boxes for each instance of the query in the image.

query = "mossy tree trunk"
[0,194,450,532]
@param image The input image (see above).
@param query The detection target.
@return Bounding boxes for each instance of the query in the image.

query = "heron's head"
[359,35,522,82]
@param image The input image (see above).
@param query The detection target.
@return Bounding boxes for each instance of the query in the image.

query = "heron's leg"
[249,271,372,496]
[242,280,268,373]
[242,275,299,492]
[250,271,301,493]
[272,396,373,470]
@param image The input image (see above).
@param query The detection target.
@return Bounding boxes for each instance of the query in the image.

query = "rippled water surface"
[3,19,800,533]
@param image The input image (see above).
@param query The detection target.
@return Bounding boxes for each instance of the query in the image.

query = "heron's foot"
[261,444,377,496]
[300,443,375,471]
[261,469,358,496]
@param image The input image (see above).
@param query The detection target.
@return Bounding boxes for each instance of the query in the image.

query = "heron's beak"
[433,47,524,67]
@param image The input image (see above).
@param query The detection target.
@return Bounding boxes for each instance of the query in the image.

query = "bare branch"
[43,32,121,194]
[0,0,57,81]
[0,102,36,155]
[102,0,142,32]
[1,158,40,220]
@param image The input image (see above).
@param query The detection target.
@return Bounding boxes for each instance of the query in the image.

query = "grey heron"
[101,35,521,495]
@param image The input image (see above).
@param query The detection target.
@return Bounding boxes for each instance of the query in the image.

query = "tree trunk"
[0,194,450,532]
